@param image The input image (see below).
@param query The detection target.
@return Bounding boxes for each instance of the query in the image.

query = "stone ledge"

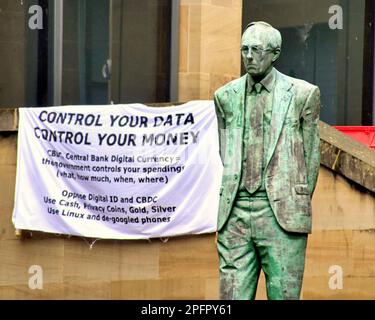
[0,108,18,132]
[319,122,375,193]
[1,107,375,193]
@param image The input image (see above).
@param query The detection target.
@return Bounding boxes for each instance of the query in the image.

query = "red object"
[334,126,375,150]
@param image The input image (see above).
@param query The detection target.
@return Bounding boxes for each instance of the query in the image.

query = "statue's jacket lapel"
[265,71,293,168]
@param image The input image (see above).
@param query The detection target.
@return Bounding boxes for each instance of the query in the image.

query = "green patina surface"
[214,21,321,300]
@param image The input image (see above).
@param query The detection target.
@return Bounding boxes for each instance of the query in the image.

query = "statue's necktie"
[244,82,264,194]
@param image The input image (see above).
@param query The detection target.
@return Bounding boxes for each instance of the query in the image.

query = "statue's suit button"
[226,198,231,204]
[234,174,238,180]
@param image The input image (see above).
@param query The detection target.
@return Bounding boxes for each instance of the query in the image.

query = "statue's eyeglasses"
[241,45,274,56]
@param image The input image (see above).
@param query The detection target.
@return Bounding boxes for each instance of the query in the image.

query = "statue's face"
[241,27,279,78]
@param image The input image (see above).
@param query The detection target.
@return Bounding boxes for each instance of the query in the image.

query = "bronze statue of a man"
[214,21,320,300]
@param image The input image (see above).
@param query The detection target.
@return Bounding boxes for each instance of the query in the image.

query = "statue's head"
[241,21,282,79]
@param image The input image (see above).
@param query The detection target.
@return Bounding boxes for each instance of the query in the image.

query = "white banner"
[13,101,223,239]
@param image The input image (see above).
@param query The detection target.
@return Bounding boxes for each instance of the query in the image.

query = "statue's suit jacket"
[214,69,320,234]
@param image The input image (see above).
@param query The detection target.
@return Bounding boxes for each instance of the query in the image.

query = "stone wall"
[1,109,375,299]
[178,0,242,101]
